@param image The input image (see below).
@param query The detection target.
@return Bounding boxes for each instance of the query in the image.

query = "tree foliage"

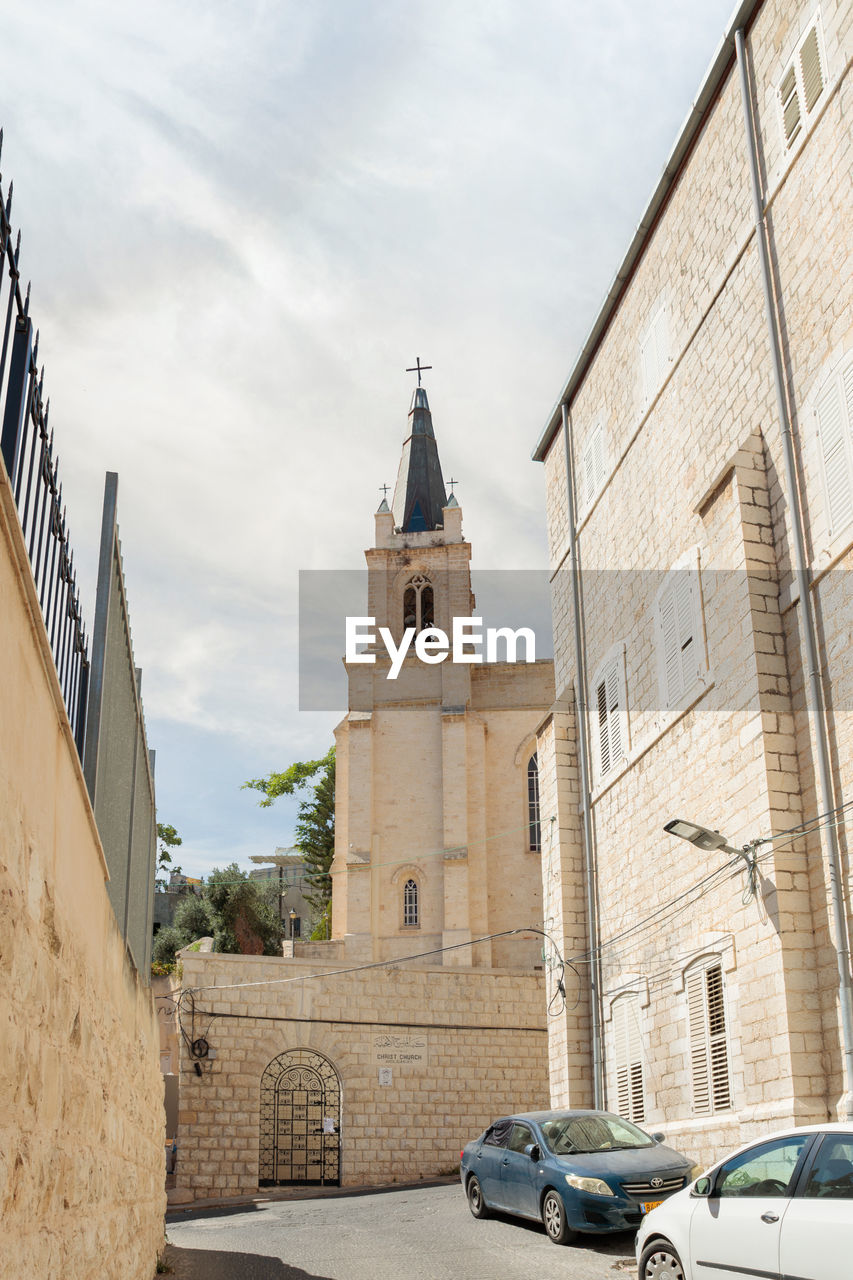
[244,747,335,929]
[150,865,283,970]
[156,822,182,878]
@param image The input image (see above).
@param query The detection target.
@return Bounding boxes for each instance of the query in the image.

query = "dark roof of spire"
[391,386,447,532]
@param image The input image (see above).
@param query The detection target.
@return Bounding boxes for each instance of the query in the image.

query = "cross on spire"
[447,477,459,491]
[380,483,390,498]
[406,356,432,386]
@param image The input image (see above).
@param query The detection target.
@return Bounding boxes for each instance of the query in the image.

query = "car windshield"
[539,1115,654,1155]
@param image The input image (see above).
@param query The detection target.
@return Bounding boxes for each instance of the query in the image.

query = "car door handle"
[760,1212,779,1224]
[501,1158,510,1166]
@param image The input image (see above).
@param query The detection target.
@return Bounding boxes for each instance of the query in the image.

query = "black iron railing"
[0,131,90,756]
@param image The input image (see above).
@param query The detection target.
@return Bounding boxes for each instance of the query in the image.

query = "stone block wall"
[173,952,548,1198]
[0,468,166,1275]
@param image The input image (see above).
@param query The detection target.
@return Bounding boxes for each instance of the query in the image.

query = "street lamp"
[664,818,755,871]
[289,908,297,940]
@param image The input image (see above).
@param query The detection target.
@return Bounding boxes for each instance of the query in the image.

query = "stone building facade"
[533,0,853,1168]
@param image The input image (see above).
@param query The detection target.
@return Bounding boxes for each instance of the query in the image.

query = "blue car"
[460,1110,698,1245]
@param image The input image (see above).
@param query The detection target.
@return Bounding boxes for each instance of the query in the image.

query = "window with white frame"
[580,423,606,510]
[655,561,705,710]
[402,878,419,927]
[779,17,826,150]
[527,753,541,852]
[640,301,670,406]
[685,957,731,1115]
[611,994,645,1124]
[815,353,853,541]
[593,651,626,780]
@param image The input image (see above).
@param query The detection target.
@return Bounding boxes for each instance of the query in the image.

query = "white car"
[636,1122,853,1280]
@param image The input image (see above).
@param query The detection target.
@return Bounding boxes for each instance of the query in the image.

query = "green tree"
[204,864,284,956]
[156,823,183,880]
[151,925,186,968]
[173,892,213,941]
[244,748,335,932]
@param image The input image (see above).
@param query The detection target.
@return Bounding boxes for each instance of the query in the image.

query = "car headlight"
[565,1173,615,1196]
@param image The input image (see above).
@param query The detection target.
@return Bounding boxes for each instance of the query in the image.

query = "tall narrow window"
[815,355,853,540]
[611,995,645,1124]
[779,19,825,149]
[656,567,703,710]
[403,879,419,927]
[594,656,624,779]
[640,302,670,405]
[403,575,434,633]
[580,423,606,509]
[527,753,541,852]
[686,959,731,1115]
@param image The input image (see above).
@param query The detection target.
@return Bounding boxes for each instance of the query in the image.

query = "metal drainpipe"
[735,27,853,1119]
[561,402,604,1109]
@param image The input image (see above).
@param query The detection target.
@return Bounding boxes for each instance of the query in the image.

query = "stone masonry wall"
[173,952,548,1198]
[0,468,165,1275]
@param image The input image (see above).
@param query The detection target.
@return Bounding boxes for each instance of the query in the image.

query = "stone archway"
[258,1048,341,1186]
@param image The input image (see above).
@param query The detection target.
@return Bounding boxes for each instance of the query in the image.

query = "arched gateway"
[259,1049,341,1186]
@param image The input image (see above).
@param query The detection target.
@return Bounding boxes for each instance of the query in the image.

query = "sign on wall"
[371,1033,428,1067]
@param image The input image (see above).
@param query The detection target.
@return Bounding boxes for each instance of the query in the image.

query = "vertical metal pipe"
[561,402,604,1108]
[736,26,853,1118]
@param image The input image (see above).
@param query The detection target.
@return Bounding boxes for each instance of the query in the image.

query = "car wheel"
[466,1175,490,1219]
[542,1189,576,1245]
[639,1240,685,1280]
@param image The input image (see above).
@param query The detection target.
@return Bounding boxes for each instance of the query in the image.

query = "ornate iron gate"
[259,1049,341,1186]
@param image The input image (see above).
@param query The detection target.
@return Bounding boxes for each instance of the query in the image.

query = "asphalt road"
[164,1181,638,1280]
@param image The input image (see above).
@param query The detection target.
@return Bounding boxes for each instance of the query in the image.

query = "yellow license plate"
[642,1200,663,1213]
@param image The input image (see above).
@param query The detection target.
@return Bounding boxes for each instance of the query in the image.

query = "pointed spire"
[390,384,447,532]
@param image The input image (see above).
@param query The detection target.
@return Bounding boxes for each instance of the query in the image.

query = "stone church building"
[170,385,556,1201]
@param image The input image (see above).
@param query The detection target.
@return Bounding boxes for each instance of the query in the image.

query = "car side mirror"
[651,1132,666,1144]
[524,1143,541,1162]
[691,1176,712,1198]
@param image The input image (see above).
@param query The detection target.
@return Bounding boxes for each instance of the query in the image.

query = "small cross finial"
[447,477,459,491]
[380,483,390,499]
[406,356,432,386]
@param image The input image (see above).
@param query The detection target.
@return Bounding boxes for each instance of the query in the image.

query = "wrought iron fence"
[0,130,90,755]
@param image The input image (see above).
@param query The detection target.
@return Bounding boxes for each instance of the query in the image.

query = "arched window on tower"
[403,878,419,927]
[528,753,541,852]
[403,575,434,633]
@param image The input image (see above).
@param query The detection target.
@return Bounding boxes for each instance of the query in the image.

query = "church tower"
[331,380,553,970]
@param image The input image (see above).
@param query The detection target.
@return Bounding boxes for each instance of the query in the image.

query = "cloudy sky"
[4,0,736,877]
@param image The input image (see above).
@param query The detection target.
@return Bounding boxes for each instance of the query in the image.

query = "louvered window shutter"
[659,583,683,706]
[613,997,644,1123]
[658,572,701,708]
[687,966,711,1114]
[581,425,605,509]
[780,22,825,150]
[687,961,730,1115]
[641,305,669,405]
[595,657,623,778]
[816,360,853,539]
[799,26,824,112]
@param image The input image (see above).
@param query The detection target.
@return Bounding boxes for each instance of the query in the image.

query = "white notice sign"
[378,1067,393,1086]
[371,1033,428,1067]
[323,1117,336,1134]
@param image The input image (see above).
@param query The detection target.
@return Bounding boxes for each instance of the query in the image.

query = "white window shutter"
[641,305,668,405]
[658,582,683,706]
[686,967,711,1114]
[580,424,606,509]
[780,21,825,150]
[780,65,801,145]
[816,363,853,539]
[799,26,824,112]
[612,996,644,1123]
[686,961,731,1116]
[595,655,623,778]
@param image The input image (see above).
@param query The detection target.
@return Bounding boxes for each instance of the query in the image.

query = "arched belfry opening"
[259,1049,341,1187]
[403,574,434,633]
